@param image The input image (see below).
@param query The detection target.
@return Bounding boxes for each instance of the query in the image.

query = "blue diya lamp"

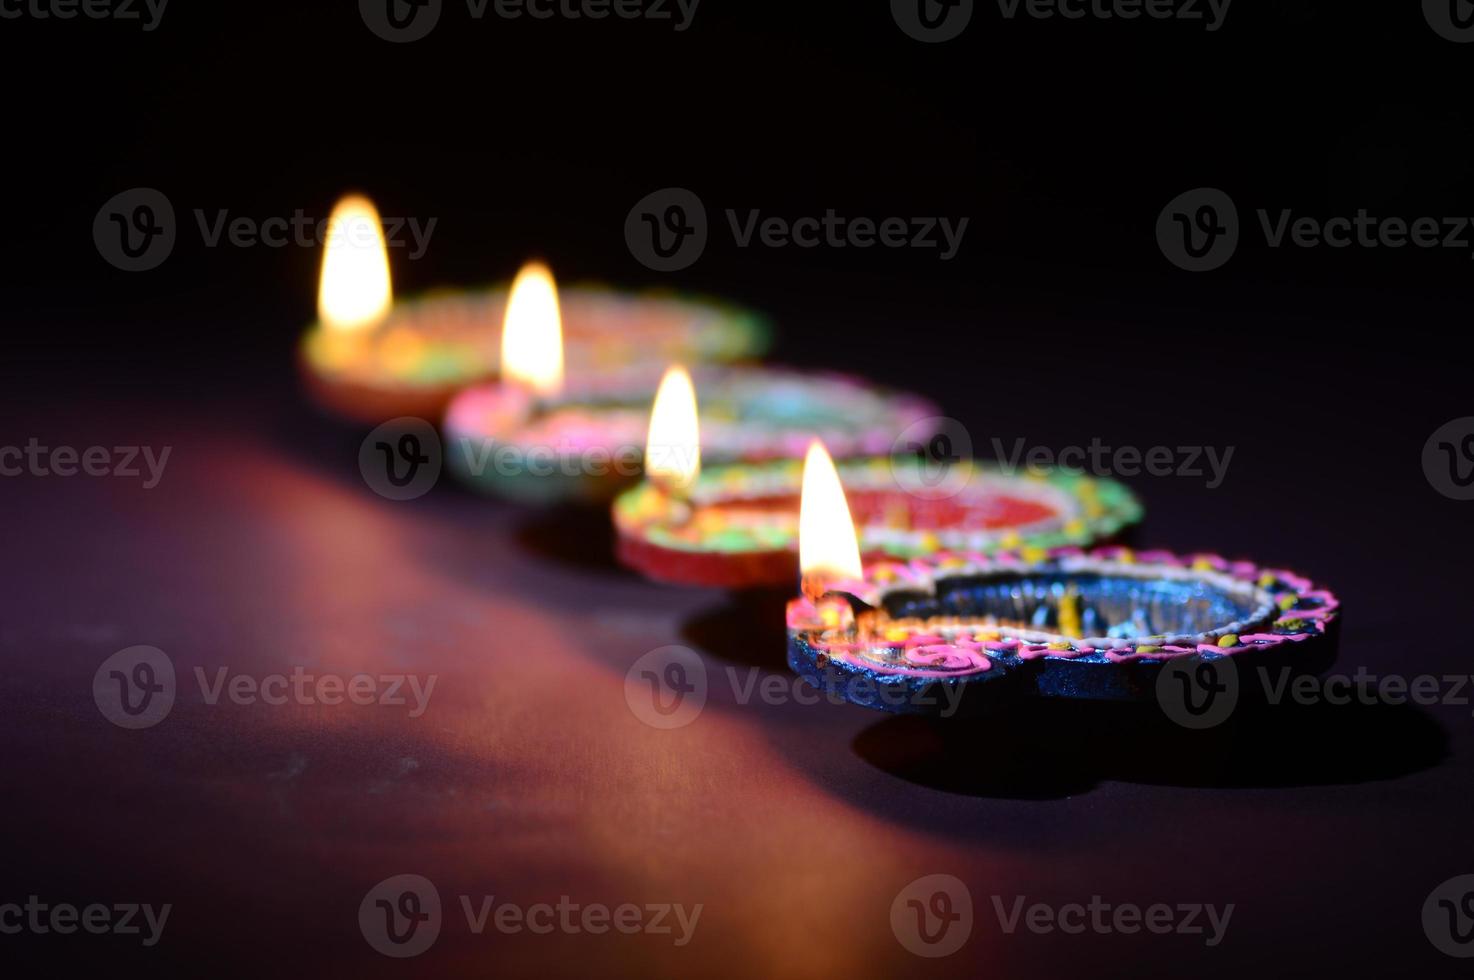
[787,547,1340,717]
[786,441,1339,718]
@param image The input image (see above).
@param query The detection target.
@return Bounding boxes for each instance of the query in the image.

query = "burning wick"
[798,438,863,603]
[645,365,701,501]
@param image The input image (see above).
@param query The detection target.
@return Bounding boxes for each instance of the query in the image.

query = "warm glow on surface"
[799,440,863,588]
[645,366,700,493]
[500,261,565,396]
[317,194,392,332]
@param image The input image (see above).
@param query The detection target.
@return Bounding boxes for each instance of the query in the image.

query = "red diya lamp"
[298,194,769,425]
[786,443,1340,718]
[444,305,940,505]
[613,383,1142,586]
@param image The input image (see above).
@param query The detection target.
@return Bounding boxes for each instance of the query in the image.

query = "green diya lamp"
[298,195,769,425]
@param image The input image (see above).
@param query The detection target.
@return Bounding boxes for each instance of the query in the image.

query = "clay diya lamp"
[299,195,769,424]
[614,444,1143,587]
[444,308,940,505]
[786,442,1340,718]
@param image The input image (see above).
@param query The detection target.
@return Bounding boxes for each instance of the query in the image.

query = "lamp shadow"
[680,588,793,669]
[679,592,1448,799]
[512,503,623,573]
[849,697,1449,801]
[270,402,633,574]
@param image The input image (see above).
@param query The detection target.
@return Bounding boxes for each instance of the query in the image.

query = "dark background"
[3,1,1472,976]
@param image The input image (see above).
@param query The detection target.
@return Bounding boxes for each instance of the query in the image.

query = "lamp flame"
[799,439,862,595]
[645,366,701,494]
[317,194,392,333]
[501,261,565,396]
